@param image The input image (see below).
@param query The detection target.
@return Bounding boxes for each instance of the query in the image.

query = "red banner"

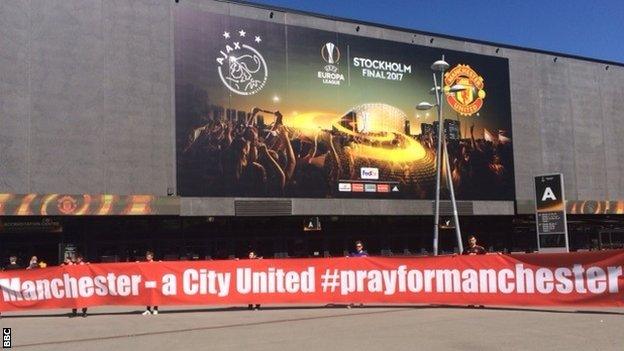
[1,250,623,311]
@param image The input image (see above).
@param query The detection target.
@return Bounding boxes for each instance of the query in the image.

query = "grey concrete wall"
[179,197,515,216]
[0,0,175,196]
[1,0,623,215]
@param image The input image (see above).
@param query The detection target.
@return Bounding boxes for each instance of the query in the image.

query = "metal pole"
[432,71,444,256]
[443,138,463,253]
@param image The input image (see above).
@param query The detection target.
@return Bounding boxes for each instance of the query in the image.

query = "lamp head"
[431,59,449,72]
[416,102,435,111]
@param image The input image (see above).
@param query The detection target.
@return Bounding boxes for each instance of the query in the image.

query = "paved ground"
[0,305,622,350]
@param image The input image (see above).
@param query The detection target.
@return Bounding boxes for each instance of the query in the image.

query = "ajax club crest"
[444,64,486,116]
[216,29,268,96]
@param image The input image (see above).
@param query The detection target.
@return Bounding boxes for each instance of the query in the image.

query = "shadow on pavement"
[1,304,622,319]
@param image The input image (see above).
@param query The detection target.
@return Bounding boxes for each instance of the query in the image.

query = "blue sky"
[247,0,624,64]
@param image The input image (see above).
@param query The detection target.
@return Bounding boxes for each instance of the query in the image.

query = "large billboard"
[175,7,514,200]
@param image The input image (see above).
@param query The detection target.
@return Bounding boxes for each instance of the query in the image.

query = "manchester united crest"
[444,64,486,116]
[57,195,78,214]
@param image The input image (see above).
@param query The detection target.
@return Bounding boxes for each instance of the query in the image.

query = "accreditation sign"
[534,174,569,252]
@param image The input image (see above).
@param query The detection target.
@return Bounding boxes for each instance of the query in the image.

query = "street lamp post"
[417,55,464,255]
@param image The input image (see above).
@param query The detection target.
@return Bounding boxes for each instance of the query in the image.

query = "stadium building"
[1,0,623,266]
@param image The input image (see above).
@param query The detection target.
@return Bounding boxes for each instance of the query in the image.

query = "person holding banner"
[247,250,262,311]
[349,241,368,257]
[0,255,21,317]
[70,254,89,318]
[462,235,486,255]
[348,241,367,309]
[142,251,159,315]
[3,256,22,271]
[26,256,39,269]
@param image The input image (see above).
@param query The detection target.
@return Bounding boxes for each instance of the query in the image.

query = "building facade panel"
[0,0,31,193]
[0,0,623,213]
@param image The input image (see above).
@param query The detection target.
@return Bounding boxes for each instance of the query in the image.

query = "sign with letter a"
[534,174,569,252]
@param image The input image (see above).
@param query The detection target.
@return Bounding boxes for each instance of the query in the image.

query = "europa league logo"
[318,42,345,86]
[321,42,341,64]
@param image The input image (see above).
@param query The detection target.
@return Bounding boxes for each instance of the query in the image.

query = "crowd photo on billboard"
[175,8,514,200]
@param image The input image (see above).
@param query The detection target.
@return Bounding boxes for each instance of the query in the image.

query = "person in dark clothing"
[70,254,89,318]
[247,250,262,311]
[347,241,368,308]
[1,256,21,318]
[349,241,368,257]
[463,235,486,255]
[463,236,487,308]
[3,256,22,270]
[142,251,159,315]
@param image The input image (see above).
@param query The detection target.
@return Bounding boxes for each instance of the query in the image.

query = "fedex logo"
[360,167,379,180]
